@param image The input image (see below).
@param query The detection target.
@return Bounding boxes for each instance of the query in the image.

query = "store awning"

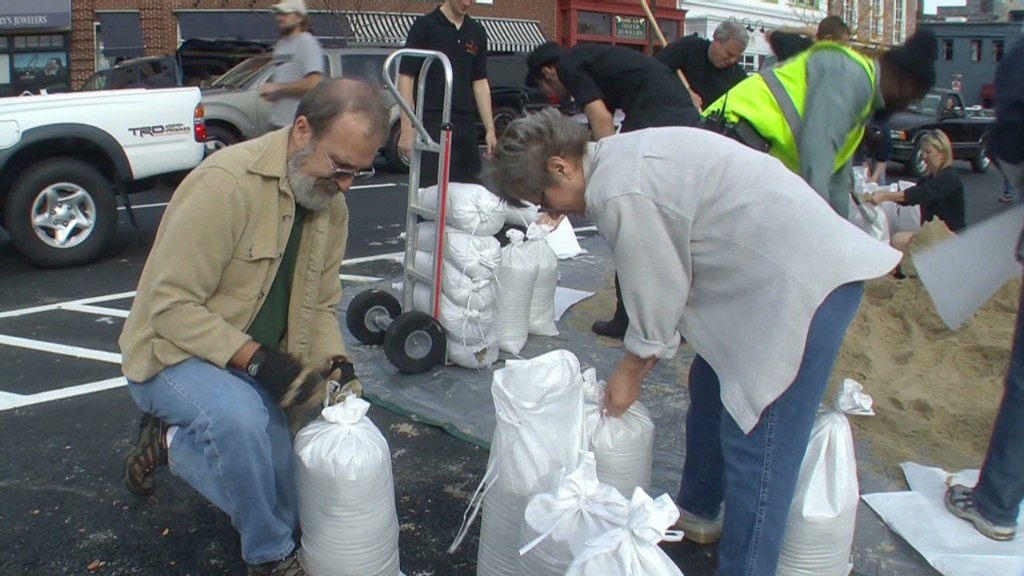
[176,11,349,43]
[347,12,546,53]
[97,11,145,59]
[1,0,71,31]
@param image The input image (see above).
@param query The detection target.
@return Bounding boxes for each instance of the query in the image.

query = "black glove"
[321,355,364,402]
[247,347,324,409]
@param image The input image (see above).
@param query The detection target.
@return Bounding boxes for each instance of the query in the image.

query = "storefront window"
[1,33,70,97]
[658,19,679,43]
[578,11,612,37]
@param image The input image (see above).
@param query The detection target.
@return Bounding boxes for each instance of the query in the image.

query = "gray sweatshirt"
[584,128,901,433]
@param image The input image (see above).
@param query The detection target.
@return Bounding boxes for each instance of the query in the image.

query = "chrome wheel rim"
[30,182,97,249]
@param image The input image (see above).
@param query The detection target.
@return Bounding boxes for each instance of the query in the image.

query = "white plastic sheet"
[294,395,401,576]
[862,463,1024,576]
[419,183,506,236]
[565,487,684,576]
[581,369,654,499]
[516,453,630,576]
[546,217,587,260]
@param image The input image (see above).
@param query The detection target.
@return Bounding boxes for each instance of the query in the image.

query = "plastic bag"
[419,183,506,236]
[294,395,401,576]
[581,369,655,498]
[412,282,492,346]
[523,223,560,336]
[517,453,630,576]
[491,229,539,354]
[447,336,499,370]
[775,380,872,576]
[850,167,892,243]
[412,245,494,311]
[505,201,541,228]
[449,350,587,576]
[414,226,500,281]
[565,487,684,576]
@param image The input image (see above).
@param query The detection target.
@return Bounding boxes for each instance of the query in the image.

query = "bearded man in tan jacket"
[117,78,388,576]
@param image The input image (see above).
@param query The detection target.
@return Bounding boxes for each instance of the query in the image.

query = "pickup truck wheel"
[384,123,410,174]
[205,125,239,153]
[493,106,519,139]
[910,138,927,178]
[971,139,991,173]
[5,158,117,268]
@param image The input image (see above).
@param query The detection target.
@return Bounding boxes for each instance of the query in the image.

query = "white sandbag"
[411,282,492,346]
[447,336,499,370]
[565,488,684,576]
[419,182,506,236]
[581,369,655,499]
[414,225,500,280]
[412,248,495,311]
[523,223,560,336]
[850,167,892,243]
[449,350,587,576]
[294,395,401,576]
[491,229,538,354]
[776,401,861,576]
[505,201,541,228]
[517,453,630,576]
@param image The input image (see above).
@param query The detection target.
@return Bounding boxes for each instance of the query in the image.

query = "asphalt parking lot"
[0,156,1015,575]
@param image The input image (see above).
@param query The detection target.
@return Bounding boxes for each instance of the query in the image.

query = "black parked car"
[479,52,558,140]
[889,88,995,177]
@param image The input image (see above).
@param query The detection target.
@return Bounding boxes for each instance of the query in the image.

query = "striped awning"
[347,11,546,53]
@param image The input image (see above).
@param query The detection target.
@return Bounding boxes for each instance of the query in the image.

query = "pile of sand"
[833,274,1020,477]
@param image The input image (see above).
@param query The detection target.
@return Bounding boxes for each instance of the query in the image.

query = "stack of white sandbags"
[413,183,504,369]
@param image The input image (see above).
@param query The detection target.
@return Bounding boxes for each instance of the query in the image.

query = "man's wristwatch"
[246,348,267,378]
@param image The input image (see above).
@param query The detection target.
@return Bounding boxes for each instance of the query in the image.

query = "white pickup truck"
[0,87,207,268]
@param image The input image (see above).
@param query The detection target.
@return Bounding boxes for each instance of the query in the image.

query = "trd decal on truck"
[129,123,191,137]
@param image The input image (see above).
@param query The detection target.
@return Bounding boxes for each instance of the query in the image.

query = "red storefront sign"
[557,0,687,54]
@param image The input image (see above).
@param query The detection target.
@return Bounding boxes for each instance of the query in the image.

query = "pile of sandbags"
[449,349,680,576]
[412,183,504,368]
[491,222,561,353]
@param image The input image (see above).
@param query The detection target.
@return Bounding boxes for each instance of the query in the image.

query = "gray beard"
[287,144,339,212]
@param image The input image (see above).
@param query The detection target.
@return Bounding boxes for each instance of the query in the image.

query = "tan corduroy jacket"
[119,128,349,383]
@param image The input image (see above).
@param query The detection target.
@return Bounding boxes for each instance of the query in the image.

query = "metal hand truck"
[345,49,454,374]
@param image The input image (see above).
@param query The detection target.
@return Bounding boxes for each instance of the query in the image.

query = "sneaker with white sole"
[945,484,1016,541]
[674,506,724,544]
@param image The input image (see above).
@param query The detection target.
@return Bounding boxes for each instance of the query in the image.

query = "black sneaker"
[123,413,168,496]
[591,318,627,340]
[247,552,306,576]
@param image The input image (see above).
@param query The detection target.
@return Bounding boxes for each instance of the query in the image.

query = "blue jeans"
[678,282,864,576]
[974,279,1024,527]
[127,358,299,565]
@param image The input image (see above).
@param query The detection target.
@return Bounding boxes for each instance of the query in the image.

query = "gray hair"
[294,77,390,141]
[713,21,750,49]
[484,108,590,208]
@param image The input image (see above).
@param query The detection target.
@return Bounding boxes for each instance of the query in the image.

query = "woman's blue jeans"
[127,358,299,565]
[974,278,1024,527]
[677,281,864,576]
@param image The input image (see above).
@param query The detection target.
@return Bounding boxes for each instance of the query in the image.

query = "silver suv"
[201,47,407,172]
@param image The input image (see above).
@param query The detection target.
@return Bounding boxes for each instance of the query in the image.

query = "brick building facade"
[828,0,919,53]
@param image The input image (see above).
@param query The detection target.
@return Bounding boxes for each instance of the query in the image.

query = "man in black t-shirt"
[525,41,700,339]
[398,0,497,187]
[656,22,749,110]
[764,15,851,65]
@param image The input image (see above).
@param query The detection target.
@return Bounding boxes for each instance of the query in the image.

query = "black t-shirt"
[655,35,748,105]
[557,44,694,118]
[904,167,966,232]
[400,8,488,114]
[768,32,814,63]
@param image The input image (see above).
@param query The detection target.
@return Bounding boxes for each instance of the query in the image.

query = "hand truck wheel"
[346,289,401,345]
[384,311,447,374]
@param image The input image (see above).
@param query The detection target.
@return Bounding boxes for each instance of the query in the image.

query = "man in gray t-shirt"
[262,0,325,129]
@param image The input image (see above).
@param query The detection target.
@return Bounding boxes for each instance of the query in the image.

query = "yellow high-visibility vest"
[703,42,876,174]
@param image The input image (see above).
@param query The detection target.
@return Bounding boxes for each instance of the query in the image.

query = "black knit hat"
[883,29,939,90]
[525,41,563,88]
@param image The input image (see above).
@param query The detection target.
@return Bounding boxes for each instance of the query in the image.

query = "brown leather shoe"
[123,413,168,496]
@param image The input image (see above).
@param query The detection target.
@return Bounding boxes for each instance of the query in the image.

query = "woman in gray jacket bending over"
[485,108,902,576]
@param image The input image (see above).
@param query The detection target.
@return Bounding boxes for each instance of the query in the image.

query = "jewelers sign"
[1,0,72,31]
[615,15,647,40]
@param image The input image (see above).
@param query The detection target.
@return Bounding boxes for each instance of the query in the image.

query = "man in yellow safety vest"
[703,30,937,217]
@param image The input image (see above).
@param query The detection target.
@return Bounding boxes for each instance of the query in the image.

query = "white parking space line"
[340,274,384,283]
[61,304,131,318]
[341,251,405,265]
[0,291,137,319]
[0,377,126,411]
[0,335,121,364]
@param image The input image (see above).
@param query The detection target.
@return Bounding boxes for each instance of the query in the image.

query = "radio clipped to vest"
[701,90,772,153]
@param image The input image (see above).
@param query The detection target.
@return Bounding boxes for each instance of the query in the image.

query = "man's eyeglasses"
[324,148,375,181]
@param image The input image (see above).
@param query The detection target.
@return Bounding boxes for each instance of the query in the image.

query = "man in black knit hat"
[703,30,938,218]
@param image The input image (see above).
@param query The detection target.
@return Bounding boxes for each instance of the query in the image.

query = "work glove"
[247,347,324,410]
[320,355,364,403]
